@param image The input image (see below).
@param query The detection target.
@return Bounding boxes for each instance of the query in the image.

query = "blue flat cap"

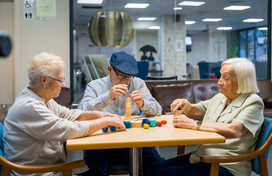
[110,51,138,76]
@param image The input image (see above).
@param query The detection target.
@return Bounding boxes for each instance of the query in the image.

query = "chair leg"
[1,166,11,176]
[177,145,185,155]
[63,169,72,176]
[209,163,219,176]
[258,153,269,176]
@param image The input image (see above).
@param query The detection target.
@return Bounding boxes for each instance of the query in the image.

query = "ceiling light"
[138,17,156,21]
[258,27,268,30]
[125,3,149,8]
[77,0,103,4]
[202,18,222,22]
[243,18,264,22]
[185,21,195,24]
[173,7,182,10]
[149,26,160,30]
[224,6,250,10]
[217,27,232,30]
[178,1,205,6]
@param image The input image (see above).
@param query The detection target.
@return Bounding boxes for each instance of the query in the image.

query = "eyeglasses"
[112,68,133,81]
[46,76,65,83]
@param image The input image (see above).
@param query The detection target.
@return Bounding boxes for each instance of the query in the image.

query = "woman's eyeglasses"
[46,76,65,83]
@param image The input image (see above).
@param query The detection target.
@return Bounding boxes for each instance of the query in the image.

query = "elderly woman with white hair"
[4,52,126,176]
[147,58,264,176]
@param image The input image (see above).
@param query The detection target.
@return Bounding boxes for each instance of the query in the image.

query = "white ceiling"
[73,0,268,33]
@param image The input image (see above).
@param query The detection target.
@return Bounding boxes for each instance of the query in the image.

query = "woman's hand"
[106,115,126,131]
[170,99,188,113]
[173,115,195,129]
[93,111,117,119]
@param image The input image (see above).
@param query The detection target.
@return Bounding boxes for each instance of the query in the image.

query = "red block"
[161,120,167,124]
[158,121,162,127]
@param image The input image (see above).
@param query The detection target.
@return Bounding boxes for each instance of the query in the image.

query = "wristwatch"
[196,121,203,130]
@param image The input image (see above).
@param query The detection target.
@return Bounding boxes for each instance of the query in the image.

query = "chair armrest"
[0,155,85,173]
[263,97,272,108]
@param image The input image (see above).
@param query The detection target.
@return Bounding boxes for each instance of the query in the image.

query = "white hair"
[222,58,259,93]
[27,52,65,88]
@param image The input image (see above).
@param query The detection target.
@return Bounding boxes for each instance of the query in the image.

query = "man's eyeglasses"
[112,68,133,81]
[46,76,65,83]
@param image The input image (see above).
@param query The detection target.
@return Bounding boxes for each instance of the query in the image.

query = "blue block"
[124,121,132,128]
[142,118,149,126]
[102,127,108,132]
[110,126,116,131]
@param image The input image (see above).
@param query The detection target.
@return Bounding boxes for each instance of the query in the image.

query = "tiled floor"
[69,145,272,176]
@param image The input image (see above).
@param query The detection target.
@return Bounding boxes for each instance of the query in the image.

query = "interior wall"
[136,30,158,61]
[186,31,227,66]
[0,2,14,104]
[14,0,70,97]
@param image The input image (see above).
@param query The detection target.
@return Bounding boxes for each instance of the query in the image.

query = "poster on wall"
[36,0,57,21]
[175,39,183,52]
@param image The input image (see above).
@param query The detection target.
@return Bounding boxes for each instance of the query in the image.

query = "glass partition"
[72,0,269,103]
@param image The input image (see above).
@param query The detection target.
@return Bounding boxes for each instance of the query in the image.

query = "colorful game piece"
[161,120,167,124]
[157,121,162,127]
[102,127,108,132]
[142,118,149,126]
[149,118,156,127]
[143,123,149,129]
[110,126,116,131]
[124,121,132,128]
[125,97,132,121]
[104,126,109,129]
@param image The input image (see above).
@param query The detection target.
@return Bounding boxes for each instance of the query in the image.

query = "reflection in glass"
[247,29,255,61]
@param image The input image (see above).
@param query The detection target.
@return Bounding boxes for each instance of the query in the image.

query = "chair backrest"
[0,123,4,173]
[136,61,149,80]
[252,117,272,174]
[146,76,178,80]
[53,87,72,109]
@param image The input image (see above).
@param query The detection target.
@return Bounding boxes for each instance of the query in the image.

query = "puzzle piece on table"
[149,118,156,127]
[143,123,149,129]
[102,127,108,132]
[110,126,116,131]
[161,120,167,124]
[157,121,162,127]
[125,97,132,121]
[131,121,142,128]
[124,121,132,128]
[142,118,149,126]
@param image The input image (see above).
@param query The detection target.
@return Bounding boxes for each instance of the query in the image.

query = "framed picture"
[175,39,183,52]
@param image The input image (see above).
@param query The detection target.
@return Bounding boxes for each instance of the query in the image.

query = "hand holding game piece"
[109,84,128,99]
[129,90,144,108]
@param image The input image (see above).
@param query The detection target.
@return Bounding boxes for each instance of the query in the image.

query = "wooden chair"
[201,117,272,176]
[0,123,85,176]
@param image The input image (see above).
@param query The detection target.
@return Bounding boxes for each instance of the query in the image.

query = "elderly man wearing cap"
[78,51,164,176]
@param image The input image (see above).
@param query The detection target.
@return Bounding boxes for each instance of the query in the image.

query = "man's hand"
[109,84,128,100]
[130,90,144,108]
[173,115,195,129]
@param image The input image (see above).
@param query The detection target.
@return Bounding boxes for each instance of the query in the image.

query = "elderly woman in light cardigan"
[3,52,126,176]
[148,58,264,176]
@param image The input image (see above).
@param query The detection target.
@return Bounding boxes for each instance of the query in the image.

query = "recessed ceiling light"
[202,18,222,22]
[258,27,268,30]
[149,26,160,30]
[243,18,264,22]
[173,7,182,10]
[138,17,156,21]
[77,0,103,4]
[179,1,205,6]
[217,27,232,30]
[185,21,195,24]
[224,6,250,10]
[125,3,149,8]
